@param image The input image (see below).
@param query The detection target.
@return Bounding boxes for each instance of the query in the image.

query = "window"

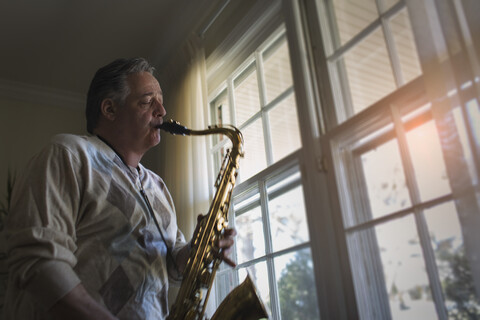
[314,0,480,319]
[208,26,320,319]
[209,30,302,181]
[320,0,421,123]
[329,92,480,318]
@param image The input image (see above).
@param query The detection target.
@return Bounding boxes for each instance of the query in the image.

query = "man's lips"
[153,120,163,129]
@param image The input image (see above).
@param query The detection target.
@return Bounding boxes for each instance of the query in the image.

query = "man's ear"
[100,98,117,121]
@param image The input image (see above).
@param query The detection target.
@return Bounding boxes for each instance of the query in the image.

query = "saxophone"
[159,120,268,320]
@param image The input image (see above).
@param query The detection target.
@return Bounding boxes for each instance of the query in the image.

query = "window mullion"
[381,12,404,87]
[255,51,274,165]
[227,76,236,126]
[390,104,449,320]
[259,179,280,320]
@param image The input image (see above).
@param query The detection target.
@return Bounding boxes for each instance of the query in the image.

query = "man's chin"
[151,132,161,147]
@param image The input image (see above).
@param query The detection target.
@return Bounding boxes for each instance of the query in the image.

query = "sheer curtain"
[158,36,212,240]
[157,34,218,314]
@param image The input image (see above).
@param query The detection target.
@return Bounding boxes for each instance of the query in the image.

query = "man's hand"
[194,214,237,268]
[217,227,237,267]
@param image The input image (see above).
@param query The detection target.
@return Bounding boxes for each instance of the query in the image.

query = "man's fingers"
[222,255,236,268]
[222,228,237,237]
[212,248,236,268]
[218,237,235,249]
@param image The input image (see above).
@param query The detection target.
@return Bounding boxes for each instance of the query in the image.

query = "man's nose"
[153,99,166,117]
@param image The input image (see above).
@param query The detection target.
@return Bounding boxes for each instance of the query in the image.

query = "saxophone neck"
[159,119,244,155]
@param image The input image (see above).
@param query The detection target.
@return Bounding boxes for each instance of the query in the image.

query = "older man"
[3,58,235,320]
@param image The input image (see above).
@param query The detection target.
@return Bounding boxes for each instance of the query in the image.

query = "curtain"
[158,36,212,239]
[156,34,219,315]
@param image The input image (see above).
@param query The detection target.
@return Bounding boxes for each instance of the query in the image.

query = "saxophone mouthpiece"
[158,119,190,135]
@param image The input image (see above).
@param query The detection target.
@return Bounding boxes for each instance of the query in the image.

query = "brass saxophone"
[159,120,268,320]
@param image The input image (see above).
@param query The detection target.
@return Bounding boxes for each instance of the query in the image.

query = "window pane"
[268,185,309,252]
[234,65,261,125]
[361,138,411,220]
[341,27,396,115]
[236,205,265,263]
[212,141,232,174]
[424,202,480,318]
[263,38,293,103]
[268,93,302,162]
[347,215,437,319]
[406,120,451,202]
[215,270,237,305]
[210,89,230,126]
[376,216,437,319]
[390,9,422,84]
[241,119,267,180]
[276,248,320,319]
[238,262,271,309]
[332,0,378,46]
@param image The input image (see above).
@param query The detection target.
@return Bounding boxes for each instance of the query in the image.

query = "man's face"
[113,71,166,154]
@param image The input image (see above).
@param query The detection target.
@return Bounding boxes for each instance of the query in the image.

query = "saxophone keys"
[217,217,226,231]
[199,269,212,286]
[205,251,213,265]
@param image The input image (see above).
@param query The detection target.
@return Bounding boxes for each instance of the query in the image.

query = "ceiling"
[0,0,223,96]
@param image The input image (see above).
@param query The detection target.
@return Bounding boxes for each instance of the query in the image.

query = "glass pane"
[406,120,451,202]
[268,93,302,162]
[268,185,309,251]
[361,138,411,220]
[238,262,271,309]
[234,65,261,125]
[390,9,422,84]
[215,270,237,306]
[332,0,378,46]
[342,27,397,115]
[236,205,265,263]
[263,38,293,103]
[241,119,267,181]
[212,141,232,174]
[425,202,480,319]
[424,202,480,318]
[376,216,437,319]
[276,248,320,319]
[347,215,437,319]
[210,89,230,126]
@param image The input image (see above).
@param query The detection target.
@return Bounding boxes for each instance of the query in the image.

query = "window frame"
[205,5,319,318]
[301,0,480,318]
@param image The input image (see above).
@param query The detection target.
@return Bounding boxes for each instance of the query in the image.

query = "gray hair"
[85,57,155,133]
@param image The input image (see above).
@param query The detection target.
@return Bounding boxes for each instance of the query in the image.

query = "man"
[3,58,236,319]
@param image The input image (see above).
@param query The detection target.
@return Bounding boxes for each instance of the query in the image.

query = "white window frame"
[294,0,480,318]
[204,2,323,319]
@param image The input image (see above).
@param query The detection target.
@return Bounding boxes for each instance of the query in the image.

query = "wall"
[0,97,85,198]
[0,94,85,316]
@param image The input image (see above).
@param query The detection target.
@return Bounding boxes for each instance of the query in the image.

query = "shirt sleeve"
[5,142,82,310]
